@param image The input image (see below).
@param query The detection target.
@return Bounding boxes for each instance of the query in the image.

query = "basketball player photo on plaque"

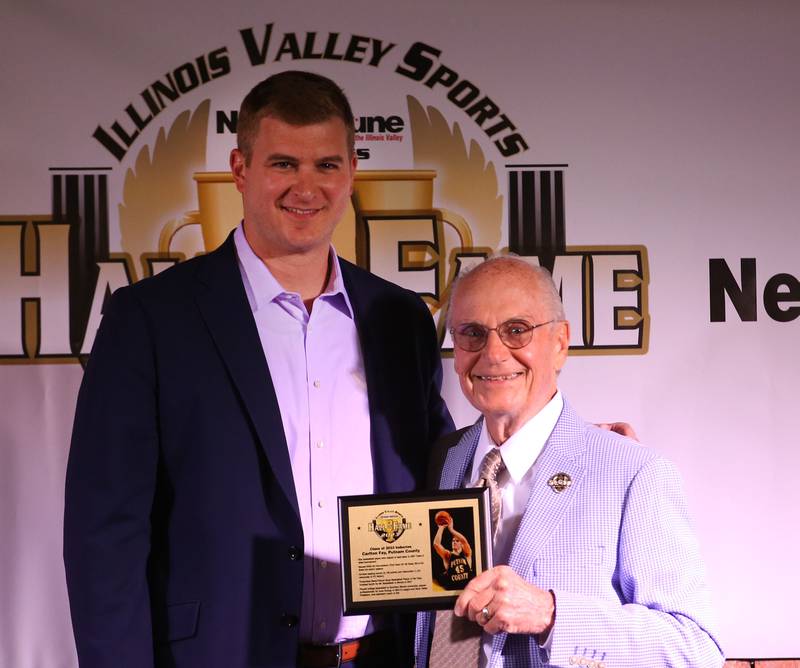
[338,488,492,614]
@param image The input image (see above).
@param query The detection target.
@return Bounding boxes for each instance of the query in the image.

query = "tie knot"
[478,447,505,485]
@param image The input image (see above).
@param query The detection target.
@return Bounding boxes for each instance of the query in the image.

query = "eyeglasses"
[450,319,555,352]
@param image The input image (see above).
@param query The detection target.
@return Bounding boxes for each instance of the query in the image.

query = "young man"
[64,71,453,668]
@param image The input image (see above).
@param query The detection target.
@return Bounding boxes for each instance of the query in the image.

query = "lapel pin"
[547,472,572,493]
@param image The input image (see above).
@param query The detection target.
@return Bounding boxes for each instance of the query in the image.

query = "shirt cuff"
[537,590,556,653]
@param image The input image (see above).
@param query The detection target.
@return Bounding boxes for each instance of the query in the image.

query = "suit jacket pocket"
[160,600,201,643]
[532,546,606,577]
[532,547,615,598]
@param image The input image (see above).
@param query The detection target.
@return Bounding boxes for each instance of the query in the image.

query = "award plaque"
[338,488,492,615]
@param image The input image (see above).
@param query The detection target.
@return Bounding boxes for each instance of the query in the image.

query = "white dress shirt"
[468,391,563,668]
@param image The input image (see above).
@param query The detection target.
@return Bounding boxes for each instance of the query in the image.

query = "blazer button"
[288,546,302,561]
[281,613,299,628]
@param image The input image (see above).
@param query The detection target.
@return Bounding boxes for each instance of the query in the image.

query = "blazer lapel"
[439,420,483,489]
[492,400,588,661]
[506,401,587,574]
[192,236,300,521]
[339,262,395,492]
[341,260,434,495]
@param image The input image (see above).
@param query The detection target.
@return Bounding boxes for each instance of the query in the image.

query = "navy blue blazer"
[64,234,453,667]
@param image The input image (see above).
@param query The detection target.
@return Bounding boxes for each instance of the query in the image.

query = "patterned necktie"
[428,448,506,667]
[476,446,506,539]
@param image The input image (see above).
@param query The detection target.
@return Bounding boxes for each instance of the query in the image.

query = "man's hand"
[596,421,639,441]
[453,565,555,636]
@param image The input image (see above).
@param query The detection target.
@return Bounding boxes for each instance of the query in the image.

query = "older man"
[415,257,723,668]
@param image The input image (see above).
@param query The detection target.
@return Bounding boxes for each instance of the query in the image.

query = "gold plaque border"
[338,488,492,615]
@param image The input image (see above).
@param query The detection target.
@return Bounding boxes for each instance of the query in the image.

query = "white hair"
[446,254,566,328]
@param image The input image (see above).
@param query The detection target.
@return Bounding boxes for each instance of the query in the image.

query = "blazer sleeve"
[64,286,158,668]
[546,456,724,668]
[418,294,455,448]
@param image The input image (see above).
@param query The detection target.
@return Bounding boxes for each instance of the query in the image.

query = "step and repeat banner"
[2,1,798,665]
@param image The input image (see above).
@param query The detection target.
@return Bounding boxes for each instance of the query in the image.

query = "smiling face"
[450,260,570,443]
[230,115,356,262]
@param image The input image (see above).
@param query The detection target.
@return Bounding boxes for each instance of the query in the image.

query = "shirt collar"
[234,223,354,319]
[470,390,564,485]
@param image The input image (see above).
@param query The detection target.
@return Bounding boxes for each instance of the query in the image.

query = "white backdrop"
[2,1,799,665]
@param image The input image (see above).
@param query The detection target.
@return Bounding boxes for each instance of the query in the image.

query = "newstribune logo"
[216,111,407,162]
[0,22,649,364]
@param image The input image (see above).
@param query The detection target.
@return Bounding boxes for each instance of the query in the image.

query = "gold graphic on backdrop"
[163,171,471,269]
[407,96,502,252]
[349,170,473,320]
[119,100,210,277]
[159,172,361,262]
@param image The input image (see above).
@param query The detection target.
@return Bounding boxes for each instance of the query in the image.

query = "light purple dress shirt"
[234,226,374,643]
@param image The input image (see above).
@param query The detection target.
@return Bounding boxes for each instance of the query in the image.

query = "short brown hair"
[237,70,355,163]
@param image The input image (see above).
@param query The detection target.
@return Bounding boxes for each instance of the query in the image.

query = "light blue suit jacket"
[415,400,724,667]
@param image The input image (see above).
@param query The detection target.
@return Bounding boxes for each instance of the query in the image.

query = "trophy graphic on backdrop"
[159,170,473,303]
